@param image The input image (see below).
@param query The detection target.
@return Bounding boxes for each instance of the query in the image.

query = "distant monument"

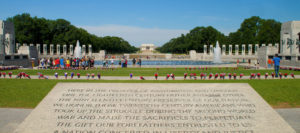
[140,44,155,53]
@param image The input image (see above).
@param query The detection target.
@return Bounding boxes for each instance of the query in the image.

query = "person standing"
[111,59,114,68]
[66,58,70,69]
[60,57,64,69]
[272,54,280,78]
[132,58,136,66]
[268,58,272,68]
[138,58,142,67]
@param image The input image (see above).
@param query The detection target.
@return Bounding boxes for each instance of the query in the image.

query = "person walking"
[272,54,280,78]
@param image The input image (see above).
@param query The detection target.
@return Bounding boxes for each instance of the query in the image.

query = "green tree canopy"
[7,13,138,53]
[157,26,227,53]
[157,16,281,53]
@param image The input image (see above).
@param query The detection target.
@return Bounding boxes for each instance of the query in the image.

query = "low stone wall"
[0,54,33,67]
[280,58,300,67]
[191,53,257,62]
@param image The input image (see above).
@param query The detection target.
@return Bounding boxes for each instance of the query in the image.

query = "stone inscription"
[14,83,295,133]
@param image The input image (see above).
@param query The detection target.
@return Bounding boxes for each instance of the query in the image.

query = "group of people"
[131,72,296,80]
[101,58,142,69]
[0,72,31,79]
[53,72,101,80]
[0,70,295,80]
[39,57,95,69]
[131,58,142,67]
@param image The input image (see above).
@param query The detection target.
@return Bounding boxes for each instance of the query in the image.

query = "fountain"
[74,40,82,58]
[213,41,222,63]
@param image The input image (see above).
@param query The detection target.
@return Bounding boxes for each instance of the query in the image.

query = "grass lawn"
[0,79,299,108]
[2,67,300,76]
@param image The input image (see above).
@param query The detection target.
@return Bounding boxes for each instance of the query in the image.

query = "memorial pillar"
[242,44,245,55]
[222,45,226,55]
[255,44,259,55]
[0,35,4,55]
[82,45,86,55]
[56,44,60,55]
[275,43,279,48]
[248,44,252,55]
[50,44,54,55]
[268,43,272,47]
[69,44,73,55]
[203,45,207,55]
[63,44,67,55]
[229,45,232,55]
[88,44,92,56]
[235,44,239,55]
[280,38,286,54]
[43,44,47,55]
[275,43,279,53]
[209,45,213,55]
[16,43,20,52]
[36,44,40,55]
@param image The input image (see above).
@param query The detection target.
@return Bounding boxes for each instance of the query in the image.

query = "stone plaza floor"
[0,107,299,133]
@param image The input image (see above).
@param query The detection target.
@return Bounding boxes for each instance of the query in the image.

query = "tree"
[227,16,281,45]
[6,13,138,53]
[157,26,227,53]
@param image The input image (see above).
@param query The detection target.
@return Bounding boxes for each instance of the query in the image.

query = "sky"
[0,0,299,46]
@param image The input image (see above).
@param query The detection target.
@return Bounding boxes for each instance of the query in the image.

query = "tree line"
[157,16,281,53]
[7,13,138,54]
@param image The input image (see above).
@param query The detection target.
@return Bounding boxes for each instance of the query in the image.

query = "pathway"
[1,75,300,80]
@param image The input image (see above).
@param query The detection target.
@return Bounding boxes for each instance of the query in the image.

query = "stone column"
[4,34,15,54]
[189,50,197,60]
[203,45,207,54]
[235,44,239,55]
[261,44,266,47]
[36,44,40,55]
[280,34,290,54]
[16,43,20,53]
[209,45,213,55]
[248,44,252,55]
[56,44,60,55]
[50,44,54,55]
[242,44,245,55]
[63,44,67,55]
[43,44,47,55]
[69,44,73,55]
[275,43,279,53]
[222,45,226,55]
[0,34,4,55]
[88,44,92,56]
[268,44,272,47]
[275,43,279,48]
[30,43,34,47]
[229,45,232,55]
[255,44,259,55]
[82,45,86,55]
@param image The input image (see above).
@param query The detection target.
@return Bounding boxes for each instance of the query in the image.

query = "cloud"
[78,25,188,47]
